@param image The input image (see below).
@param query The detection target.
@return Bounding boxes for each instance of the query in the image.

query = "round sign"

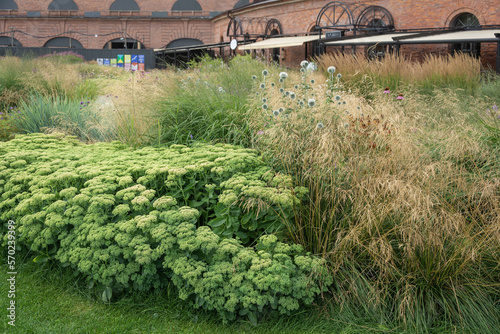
[230,39,238,50]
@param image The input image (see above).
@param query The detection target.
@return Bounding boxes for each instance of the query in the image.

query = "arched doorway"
[451,12,480,57]
[265,19,283,63]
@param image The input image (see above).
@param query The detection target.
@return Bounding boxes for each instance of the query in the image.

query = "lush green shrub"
[0,134,330,322]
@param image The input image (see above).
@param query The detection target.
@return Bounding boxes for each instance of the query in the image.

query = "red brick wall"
[1,0,499,68]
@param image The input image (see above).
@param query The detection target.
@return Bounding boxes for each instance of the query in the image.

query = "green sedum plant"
[0,133,331,323]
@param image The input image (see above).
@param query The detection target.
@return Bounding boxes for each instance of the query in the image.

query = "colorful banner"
[131,54,138,71]
[138,54,145,71]
[110,58,117,67]
[103,58,110,66]
[124,54,131,70]
[117,55,124,68]
[96,58,104,66]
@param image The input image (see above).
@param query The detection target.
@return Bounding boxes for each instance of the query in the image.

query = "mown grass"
[0,255,399,334]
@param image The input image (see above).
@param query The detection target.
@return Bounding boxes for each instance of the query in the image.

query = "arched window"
[171,0,202,11]
[109,0,140,11]
[104,38,144,49]
[265,19,283,62]
[167,38,203,48]
[0,0,18,10]
[233,0,249,9]
[44,37,83,48]
[451,12,480,57]
[0,36,22,46]
[48,0,78,11]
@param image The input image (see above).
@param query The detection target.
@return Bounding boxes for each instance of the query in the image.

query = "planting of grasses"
[247,59,500,332]
[155,55,267,146]
[316,52,482,98]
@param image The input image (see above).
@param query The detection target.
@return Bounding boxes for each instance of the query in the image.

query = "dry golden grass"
[247,65,500,329]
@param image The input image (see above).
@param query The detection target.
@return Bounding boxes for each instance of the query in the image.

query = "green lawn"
[0,255,398,334]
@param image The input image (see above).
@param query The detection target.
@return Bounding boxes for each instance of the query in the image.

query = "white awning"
[238,35,321,50]
[396,29,500,44]
[324,33,419,46]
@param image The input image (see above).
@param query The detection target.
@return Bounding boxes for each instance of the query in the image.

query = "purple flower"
[190,134,193,139]
[383,87,390,94]
[0,112,2,115]
[10,106,13,109]
[80,101,84,105]
[493,105,498,112]
[257,131,264,135]
[396,93,404,100]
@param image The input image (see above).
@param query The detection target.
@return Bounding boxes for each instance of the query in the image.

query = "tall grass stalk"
[247,63,500,332]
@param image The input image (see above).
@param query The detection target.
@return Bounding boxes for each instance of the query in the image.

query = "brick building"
[1,0,499,68]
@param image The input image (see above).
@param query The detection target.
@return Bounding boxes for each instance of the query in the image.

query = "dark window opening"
[0,0,18,10]
[171,0,202,11]
[109,0,140,11]
[48,0,78,11]
[104,38,144,49]
[44,37,83,48]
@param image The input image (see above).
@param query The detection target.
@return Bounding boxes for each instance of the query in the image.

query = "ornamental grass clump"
[247,61,500,332]
[0,133,331,323]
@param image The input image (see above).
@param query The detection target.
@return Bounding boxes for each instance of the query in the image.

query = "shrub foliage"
[0,133,331,322]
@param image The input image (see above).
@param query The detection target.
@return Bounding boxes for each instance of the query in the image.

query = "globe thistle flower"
[316,122,324,129]
[271,82,275,87]
[260,83,266,89]
[299,100,304,106]
[294,85,298,89]
[285,91,290,96]
[262,98,267,103]
[335,95,341,101]
[308,99,316,107]
[273,110,280,116]
[337,73,342,79]
[357,106,361,110]
[262,103,268,110]
[300,68,305,73]
[342,101,346,105]
[310,79,315,84]
[327,66,336,74]
[290,92,296,99]
[252,75,257,80]
[279,88,284,93]
[279,78,284,83]
[278,107,284,113]
[300,60,309,68]
[262,69,269,76]
[279,72,288,79]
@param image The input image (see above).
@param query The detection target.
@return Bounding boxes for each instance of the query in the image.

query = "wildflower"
[310,79,315,84]
[0,112,2,115]
[335,95,341,101]
[271,82,275,87]
[294,85,298,89]
[397,93,404,100]
[290,92,296,99]
[383,87,390,94]
[493,105,498,112]
[260,83,266,89]
[285,91,290,96]
[262,98,267,103]
[262,104,268,110]
[273,110,280,116]
[252,75,257,80]
[308,99,316,107]
[257,130,264,135]
[278,107,284,113]
[342,101,346,105]
[190,134,193,139]
[279,78,284,83]
[357,106,361,110]
[327,66,336,74]
[299,100,304,106]
[316,122,324,129]
[10,107,13,110]
[80,101,84,105]
[262,69,269,76]
[279,88,284,93]
[300,60,309,68]
[300,68,305,73]
[337,73,342,79]
[279,72,288,79]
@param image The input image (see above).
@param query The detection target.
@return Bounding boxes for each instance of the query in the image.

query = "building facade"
[1,0,499,68]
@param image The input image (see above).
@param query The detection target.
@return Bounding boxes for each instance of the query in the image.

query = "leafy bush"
[0,134,330,322]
